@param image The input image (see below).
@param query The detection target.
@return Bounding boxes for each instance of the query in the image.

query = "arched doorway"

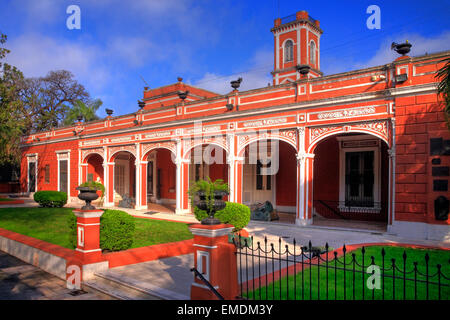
[142,148,176,212]
[85,153,104,184]
[111,151,136,206]
[184,143,229,212]
[239,139,297,224]
[312,133,389,230]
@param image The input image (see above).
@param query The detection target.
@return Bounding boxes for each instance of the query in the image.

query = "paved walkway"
[0,250,114,300]
[2,197,449,250]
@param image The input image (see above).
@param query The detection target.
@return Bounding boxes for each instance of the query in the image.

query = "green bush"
[193,206,209,222]
[193,201,251,232]
[100,210,135,251]
[67,209,135,252]
[33,191,67,208]
[215,202,251,232]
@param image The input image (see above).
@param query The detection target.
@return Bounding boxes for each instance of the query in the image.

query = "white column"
[134,143,142,210]
[227,133,235,202]
[388,118,396,227]
[295,127,313,226]
[175,139,190,214]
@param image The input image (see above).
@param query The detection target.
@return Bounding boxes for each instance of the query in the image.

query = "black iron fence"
[235,237,450,300]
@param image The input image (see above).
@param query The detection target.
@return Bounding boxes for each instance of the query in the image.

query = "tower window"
[309,41,316,65]
[284,40,294,62]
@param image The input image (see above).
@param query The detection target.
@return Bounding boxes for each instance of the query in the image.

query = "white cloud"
[358,31,450,69]
[4,33,111,92]
[192,50,273,94]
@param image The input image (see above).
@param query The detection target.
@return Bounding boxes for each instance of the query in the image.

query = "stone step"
[84,274,160,300]
[84,271,187,300]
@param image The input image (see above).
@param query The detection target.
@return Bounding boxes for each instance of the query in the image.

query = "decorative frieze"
[237,129,297,153]
[108,145,136,159]
[308,120,390,151]
[141,141,176,158]
[81,148,104,161]
[182,135,229,158]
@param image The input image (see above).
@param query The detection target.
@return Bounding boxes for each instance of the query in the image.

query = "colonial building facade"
[20,11,450,241]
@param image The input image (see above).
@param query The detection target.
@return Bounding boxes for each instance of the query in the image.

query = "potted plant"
[188,177,229,225]
[77,181,105,210]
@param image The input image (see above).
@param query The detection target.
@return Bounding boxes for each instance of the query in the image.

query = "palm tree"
[63,99,102,125]
[436,57,450,129]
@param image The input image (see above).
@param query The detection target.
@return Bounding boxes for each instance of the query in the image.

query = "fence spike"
[361,246,365,254]
[343,244,346,253]
[403,251,407,261]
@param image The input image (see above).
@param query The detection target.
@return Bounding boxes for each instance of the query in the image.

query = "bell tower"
[271,10,323,85]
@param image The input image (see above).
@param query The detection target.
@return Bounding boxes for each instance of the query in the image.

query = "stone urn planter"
[296,64,311,76]
[195,190,229,225]
[76,186,99,210]
[391,41,412,56]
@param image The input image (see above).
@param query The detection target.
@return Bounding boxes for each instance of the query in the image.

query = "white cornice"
[20,83,437,148]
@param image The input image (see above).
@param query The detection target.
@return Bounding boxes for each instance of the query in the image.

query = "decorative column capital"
[387,148,396,158]
[296,152,314,164]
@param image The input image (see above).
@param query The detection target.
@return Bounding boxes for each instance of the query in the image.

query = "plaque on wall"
[432,166,450,177]
[433,180,448,192]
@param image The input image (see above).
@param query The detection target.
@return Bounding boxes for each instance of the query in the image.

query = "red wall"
[20,140,79,197]
[275,142,297,207]
[157,149,176,200]
[313,137,340,202]
[87,154,103,184]
[394,93,450,226]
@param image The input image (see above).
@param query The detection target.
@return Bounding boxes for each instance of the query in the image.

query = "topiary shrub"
[215,202,251,232]
[34,191,67,208]
[67,209,135,251]
[100,210,135,252]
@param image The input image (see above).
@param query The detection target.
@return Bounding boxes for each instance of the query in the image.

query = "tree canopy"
[0,31,94,176]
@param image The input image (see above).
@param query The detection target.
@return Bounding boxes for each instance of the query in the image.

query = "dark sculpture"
[118,194,135,209]
[105,108,114,116]
[250,201,278,221]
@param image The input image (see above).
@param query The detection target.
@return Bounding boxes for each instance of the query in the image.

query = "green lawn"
[244,246,450,300]
[0,207,193,250]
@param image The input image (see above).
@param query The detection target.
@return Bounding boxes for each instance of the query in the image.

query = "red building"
[20,11,450,241]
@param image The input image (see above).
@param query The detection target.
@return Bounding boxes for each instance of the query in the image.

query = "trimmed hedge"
[68,209,135,252]
[33,191,67,208]
[194,202,251,232]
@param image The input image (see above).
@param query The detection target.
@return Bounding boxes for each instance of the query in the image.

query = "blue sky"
[1,0,450,118]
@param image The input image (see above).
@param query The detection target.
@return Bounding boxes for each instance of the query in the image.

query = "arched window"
[309,41,316,65]
[284,40,294,62]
